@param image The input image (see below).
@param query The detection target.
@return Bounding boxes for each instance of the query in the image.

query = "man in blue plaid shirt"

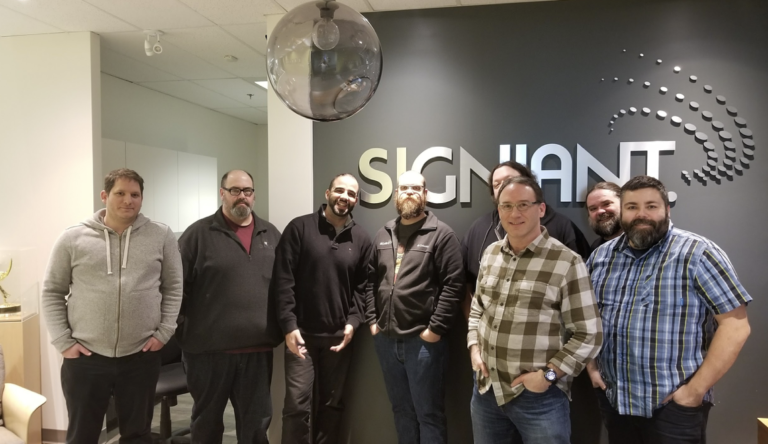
[586,175,752,444]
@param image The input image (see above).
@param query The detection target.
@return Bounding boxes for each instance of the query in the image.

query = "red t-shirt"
[223,213,254,254]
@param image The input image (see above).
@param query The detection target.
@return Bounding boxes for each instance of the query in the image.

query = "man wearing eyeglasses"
[365,171,465,444]
[272,173,373,444]
[468,175,602,444]
[461,161,599,444]
[177,169,282,444]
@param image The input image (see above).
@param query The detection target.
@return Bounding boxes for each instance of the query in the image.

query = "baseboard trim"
[42,428,67,443]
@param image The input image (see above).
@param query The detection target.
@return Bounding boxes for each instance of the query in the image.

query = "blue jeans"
[373,334,448,444]
[471,383,570,444]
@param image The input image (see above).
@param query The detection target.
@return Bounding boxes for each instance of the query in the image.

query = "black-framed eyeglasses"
[222,187,254,197]
[498,201,540,213]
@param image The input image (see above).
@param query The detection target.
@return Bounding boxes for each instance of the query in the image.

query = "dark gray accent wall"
[313,0,767,442]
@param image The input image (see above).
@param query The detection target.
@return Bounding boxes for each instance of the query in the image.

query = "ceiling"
[0,0,548,125]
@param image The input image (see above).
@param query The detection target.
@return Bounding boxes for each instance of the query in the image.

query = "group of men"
[41,164,750,444]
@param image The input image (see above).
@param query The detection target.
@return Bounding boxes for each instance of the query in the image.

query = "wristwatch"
[543,368,558,384]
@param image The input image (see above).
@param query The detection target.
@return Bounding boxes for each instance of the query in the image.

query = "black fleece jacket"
[177,208,283,353]
[272,205,373,337]
[461,205,591,292]
[365,211,465,338]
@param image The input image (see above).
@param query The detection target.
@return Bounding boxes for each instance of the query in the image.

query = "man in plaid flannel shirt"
[467,175,602,444]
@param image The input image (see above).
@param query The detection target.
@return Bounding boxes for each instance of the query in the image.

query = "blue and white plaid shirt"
[587,224,751,418]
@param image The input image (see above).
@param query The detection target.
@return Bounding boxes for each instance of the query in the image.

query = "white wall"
[0,31,101,432]
[101,73,269,218]
[266,14,314,232]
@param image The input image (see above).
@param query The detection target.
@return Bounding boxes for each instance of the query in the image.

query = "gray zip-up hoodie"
[42,209,183,357]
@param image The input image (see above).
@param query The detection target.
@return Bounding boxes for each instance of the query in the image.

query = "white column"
[266,14,314,232]
[0,32,101,433]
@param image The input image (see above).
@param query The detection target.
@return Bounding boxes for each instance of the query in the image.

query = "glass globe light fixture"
[267,1,383,122]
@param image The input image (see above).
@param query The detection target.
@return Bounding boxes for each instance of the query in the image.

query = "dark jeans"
[596,388,712,444]
[61,350,161,444]
[470,384,570,444]
[185,350,273,444]
[282,335,353,444]
[570,371,603,444]
[373,334,448,444]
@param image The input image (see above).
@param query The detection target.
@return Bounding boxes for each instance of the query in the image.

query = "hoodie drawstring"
[122,226,132,269]
[104,225,133,274]
[104,229,113,275]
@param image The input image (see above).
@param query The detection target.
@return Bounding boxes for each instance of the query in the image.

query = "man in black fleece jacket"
[178,170,282,444]
[272,173,373,444]
[366,171,464,444]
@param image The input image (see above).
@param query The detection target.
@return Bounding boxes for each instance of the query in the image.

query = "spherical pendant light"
[266,1,383,122]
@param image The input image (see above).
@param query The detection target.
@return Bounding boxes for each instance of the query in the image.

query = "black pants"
[596,388,712,444]
[185,350,273,444]
[61,350,161,444]
[281,336,353,444]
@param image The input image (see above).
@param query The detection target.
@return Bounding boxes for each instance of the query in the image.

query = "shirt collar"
[500,226,550,257]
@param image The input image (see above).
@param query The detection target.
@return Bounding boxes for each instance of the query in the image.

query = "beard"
[396,195,425,219]
[328,195,355,217]
[589,212,622,239]
[230,198,252,219]
[621,213,670,249]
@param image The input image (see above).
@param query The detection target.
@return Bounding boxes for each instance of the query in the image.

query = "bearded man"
[365,170,464,444]
[585,181,623,249]
[586,175,751,444]
[272,173,373,444]
[178,169,282,444]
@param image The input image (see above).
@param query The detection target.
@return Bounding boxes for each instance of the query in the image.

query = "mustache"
[629,218,658,229]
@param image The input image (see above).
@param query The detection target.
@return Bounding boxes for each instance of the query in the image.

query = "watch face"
[545,369,557,382]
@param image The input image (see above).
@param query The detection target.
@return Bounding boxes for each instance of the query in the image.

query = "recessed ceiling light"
[255,81,268,89]
[224,55,238,62]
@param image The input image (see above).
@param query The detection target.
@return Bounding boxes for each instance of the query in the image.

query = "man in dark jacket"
[272,173,373,444]
[366,171,464,444]
[585,181,623,250]
[177,170,282,444]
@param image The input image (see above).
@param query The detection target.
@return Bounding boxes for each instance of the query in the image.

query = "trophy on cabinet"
[0,259,20,314]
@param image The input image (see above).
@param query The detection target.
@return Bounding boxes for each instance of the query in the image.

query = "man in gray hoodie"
[42,168,183,444]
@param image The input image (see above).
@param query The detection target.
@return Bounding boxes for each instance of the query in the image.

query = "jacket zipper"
[114,231,122,356]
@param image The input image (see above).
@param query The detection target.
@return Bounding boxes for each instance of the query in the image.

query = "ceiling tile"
[214,107,268,125]
[101,48,181,82]
[161,27,267,78]
[100,31,236,80]
[192,78,268,107]
[140,80,248,108]
[177,0,286,25]
[459,0,552,4]
[0,5,63,36]
[368,0,456,11]
[0,0,136,32]
[222,22,268,55]
[274,0,372,13]
[84,0,214,30]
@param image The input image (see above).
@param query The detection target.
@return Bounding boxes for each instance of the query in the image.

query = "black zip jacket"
[365,211,465,338]
[272,205,373,337]
[177,208,282,353]
[461,205,591,292]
